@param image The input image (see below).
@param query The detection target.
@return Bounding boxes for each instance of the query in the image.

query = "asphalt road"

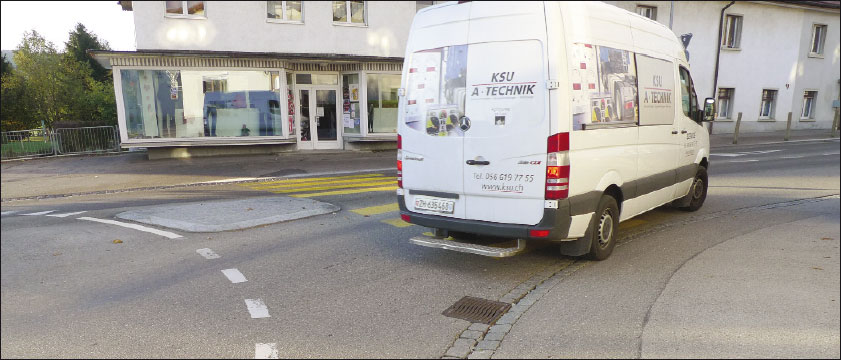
[1,139,839,358]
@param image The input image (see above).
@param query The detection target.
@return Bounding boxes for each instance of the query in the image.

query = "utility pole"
[669,0,674,29]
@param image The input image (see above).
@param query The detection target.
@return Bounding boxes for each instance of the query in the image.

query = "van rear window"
[404,45,468,137]
[569,43,638,130]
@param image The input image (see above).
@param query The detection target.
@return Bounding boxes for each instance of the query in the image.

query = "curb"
[710,137,839,149]
[0,167,397,203]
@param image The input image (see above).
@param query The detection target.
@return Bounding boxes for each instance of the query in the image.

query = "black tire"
[585,195,620,261]
[679,166,708,212]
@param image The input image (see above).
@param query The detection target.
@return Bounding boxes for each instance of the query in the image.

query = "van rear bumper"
[397,195,573,240]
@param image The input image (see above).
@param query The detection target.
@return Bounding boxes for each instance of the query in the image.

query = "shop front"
[93,51,402,156]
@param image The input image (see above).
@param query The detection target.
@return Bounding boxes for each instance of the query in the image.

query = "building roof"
[772,0,840,9]
[90,49,403,62]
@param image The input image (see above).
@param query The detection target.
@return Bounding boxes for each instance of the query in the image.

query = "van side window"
[569,43,638,130]
[678,66,698,117]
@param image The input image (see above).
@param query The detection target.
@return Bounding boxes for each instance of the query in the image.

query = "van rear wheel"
[585,195,620,261]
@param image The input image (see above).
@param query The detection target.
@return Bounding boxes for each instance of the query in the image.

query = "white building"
[95,1,840,157]
[605,0,840,133]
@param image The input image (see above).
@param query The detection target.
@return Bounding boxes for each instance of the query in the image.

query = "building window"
[759,89,777,119]
[267,1,302,22]
[333,1,365,25]
[717,88,734,119]
[120,69,283,139]
[810,24,827,56]
[416,1,435,12]
[635,5,657,20]
[366,73,401,133]
[342,74,362,134]
[801,91,817,119]
[721,15,742,49]
[165,1,205,17]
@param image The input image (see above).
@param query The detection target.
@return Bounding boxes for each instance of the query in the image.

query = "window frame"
[363,71,401,135]
[721,14,743,50]
[332,1,367,27]
[635,5,657,21]
[809,23,827,57]
[266,1,304,24]
[801,90,818,120]
[164,1,207,19]
[716,87,734,120]
[758,89,778,120]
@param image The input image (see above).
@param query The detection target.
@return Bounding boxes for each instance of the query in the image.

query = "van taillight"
[397,135,403,188]
[546,133,569,200]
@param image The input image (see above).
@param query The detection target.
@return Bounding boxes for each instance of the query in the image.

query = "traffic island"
[116,196,339,232]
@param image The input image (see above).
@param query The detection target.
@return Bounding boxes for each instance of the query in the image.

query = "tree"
[1,53,11,77]
[65,23,111,83]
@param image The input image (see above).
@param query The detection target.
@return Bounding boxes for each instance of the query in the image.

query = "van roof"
[414,1,686,64]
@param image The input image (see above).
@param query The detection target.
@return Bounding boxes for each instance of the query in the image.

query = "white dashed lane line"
[77,217,182,239]
[196,248,220,259]
[46,211,87,218]
[22,210,56,216]
[221,268,247,283]
[244,299,271,319]
[1,211,17,216]
[727,159,759,163]
[254,343,279,359]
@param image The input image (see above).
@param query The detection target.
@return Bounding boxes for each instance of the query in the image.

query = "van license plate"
[414,196,455,214]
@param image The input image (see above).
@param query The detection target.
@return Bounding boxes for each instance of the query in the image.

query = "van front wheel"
[679,166,708,212]
[585,195,620,261]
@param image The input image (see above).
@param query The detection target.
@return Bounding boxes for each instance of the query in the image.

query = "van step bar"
[409,235,526,258]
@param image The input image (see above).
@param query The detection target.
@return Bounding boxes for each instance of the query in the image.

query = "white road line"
[77,217,182,239]
[781,156,805,159]
[46,211,87,218]
[0,211,17,216]
[711,153,743,157]
[221,268,247,283]
[245,299,271,319]
[822,153,840,156]
[196,248,220,259]
[727,159,759,163]
[22,210,56,216]
[254,343,279,359]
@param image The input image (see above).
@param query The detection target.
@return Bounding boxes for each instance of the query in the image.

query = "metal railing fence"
[1,125,120,160]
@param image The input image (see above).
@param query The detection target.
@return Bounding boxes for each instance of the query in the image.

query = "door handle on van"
[681,130,688,134]
[671,130,679,134]
[466,160,490,166]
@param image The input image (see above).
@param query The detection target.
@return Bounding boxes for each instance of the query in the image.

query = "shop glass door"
[296,87,340,150]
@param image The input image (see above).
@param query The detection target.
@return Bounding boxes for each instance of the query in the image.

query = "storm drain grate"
[442,296,511,324]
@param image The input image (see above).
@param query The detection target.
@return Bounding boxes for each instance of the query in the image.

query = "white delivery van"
[397,1,716,260]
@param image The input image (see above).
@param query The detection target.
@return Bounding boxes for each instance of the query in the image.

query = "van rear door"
[462,40,548,225]
[401,5,471,219]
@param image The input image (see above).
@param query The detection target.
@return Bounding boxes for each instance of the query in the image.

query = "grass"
[1,140,55,157]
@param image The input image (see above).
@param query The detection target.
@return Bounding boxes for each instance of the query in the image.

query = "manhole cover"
[442,296,511,324]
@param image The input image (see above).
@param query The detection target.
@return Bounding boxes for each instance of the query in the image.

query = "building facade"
[96,1,840,156]
[606,0,840,133]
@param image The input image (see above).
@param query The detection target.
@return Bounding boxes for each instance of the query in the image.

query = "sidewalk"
[1,150,397,200]
[710,128,838,148]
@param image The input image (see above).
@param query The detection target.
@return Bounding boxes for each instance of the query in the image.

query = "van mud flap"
[410,235,526,258]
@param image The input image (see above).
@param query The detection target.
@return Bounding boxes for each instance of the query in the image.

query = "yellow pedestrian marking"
[290,185,398,198]
[251,173,384,186]
[351,203,399,216]
[269,180,396,194]
[251,176,394,190]
[382,218,413,228]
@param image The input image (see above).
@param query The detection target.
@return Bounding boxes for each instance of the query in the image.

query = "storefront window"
[120,69,283,139]
[366,73,400,133]
[342,74,361,134]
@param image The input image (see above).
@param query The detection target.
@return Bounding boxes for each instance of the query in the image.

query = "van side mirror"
[703,97,715,122]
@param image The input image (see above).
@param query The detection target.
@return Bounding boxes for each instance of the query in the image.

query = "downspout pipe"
[710,0,736,134]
